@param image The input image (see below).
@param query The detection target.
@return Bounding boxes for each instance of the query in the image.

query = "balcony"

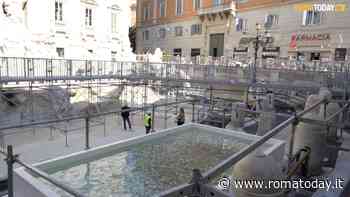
[198,2,236,17]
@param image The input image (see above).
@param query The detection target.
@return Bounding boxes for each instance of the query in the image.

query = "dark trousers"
[123,117,132,130]
[145,126,151,134]
[177,121,184,126]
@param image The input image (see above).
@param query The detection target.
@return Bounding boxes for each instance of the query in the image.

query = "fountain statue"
[148,48,163,63]
[0,0,32,57]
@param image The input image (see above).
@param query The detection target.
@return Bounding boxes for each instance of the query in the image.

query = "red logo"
[290,34,297,48]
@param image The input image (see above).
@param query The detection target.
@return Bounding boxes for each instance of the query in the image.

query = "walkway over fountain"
[0,57,349,93]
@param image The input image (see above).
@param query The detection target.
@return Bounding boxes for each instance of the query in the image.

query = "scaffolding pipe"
[85,117,90,150]
[0,99,198,131]
[192,102,195,122]
[236,106,349,129]
[288,119,298,163]
[6,146,14,197]
[152,104,155,131]
[326,103,349,122]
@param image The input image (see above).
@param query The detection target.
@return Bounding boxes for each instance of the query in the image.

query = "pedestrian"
[121,104,132,130]
[144,112,152,134]
[176,108,185,126]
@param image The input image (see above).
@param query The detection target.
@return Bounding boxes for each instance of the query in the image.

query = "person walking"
[144,112,152,134]
[121,104,132,130]
[176,108,185,126]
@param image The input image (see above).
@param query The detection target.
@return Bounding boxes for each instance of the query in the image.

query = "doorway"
[209,33,224,57]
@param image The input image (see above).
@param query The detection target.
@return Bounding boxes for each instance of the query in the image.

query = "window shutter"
[302,11,307,26]
[235,18,241,31]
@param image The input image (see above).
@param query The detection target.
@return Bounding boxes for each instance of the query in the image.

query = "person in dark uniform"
[121,105,132,130]
[176,108,185,126]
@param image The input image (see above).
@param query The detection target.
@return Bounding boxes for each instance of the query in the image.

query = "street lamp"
[243,23,272,83]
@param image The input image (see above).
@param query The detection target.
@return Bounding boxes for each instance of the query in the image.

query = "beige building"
[136,0,350,62]
[129,0,137,26]
[232,0,350,63]
[136,0,235,58]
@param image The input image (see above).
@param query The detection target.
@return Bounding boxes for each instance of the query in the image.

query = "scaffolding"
[0,56,350,196]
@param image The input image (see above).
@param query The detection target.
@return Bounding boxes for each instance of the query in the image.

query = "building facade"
[136,0,350,63]
[129,0,137,26]
[136,0,236,58]
[0,0,133,60]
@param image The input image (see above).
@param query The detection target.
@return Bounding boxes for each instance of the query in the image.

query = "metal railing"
[1,94,349,196]
[198,2,235,15]
[0,99,199,146]
[1,57,350,93]
[0,98,201,196]
[0,144,86,197]
[160,96,350,196]
[159,98,329,196]
[0,57,235,83]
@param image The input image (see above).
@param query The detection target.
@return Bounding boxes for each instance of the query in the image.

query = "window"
[85,8,93,27]
[191,48,201,57]
[236,18,243,31]
[111,13,117,33]
[310,52,320,61]
[297,52,305,61]
[176,0,183,16]
[191,24,202,35]
[302,10,321,26]
[159,0,166,17]
[264,14,279,28]
[213,0,222,6]
[143,30,149,40]
[173,48,182,56]
[56,48,64,57]
[193,0,201,10]
[143,5,151,20]
[236,18,248,32]
[159,28,166,39]
[175,26,183,36]
[111,51,117,61]
[55,0,63,23]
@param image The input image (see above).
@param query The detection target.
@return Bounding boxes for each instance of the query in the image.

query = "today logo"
[294,3,347,12]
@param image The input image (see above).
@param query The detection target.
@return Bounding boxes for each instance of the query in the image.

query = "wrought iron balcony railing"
[198,2,236,15]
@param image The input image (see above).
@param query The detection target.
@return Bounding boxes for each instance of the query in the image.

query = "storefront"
[262,47,280,67]
[233,47,249,62]
[334,48,348,62]
[288,32,332,62]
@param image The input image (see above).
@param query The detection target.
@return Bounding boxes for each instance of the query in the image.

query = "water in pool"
[45,130,250,196]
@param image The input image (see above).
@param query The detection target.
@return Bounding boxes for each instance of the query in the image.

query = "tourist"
[144,112,152,134]
[176,108,185,126]
[121,104,132,130]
